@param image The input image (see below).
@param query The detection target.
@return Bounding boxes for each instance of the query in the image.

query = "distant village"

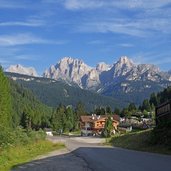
[79,113,153,136]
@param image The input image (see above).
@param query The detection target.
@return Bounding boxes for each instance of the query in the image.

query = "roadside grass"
[0,140,65,171]
[108,129,171,155]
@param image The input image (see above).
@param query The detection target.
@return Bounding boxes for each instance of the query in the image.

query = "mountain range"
[6,56,171,105]
[43,56,171,90]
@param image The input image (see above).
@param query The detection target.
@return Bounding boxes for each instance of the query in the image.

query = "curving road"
[13,136,171,171]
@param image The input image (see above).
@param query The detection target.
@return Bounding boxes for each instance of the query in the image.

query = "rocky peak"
[43,57,92,87]
[59,57,84,66]
[111,56,135,78]
[6,64,38,77]
[85,69,100,90]
[57,57,92,70]
[96,62,111,72]
[116,56,134,67]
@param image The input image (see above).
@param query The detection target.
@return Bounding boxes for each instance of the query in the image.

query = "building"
[80,114,120,135]
[155,100,171,126]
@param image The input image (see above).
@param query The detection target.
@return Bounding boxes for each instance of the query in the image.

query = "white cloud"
[0,34,46,46]
[77,21,148,37]
[62,0,171,36]
[0,53,40,69]
[0,58,11,65]
[59,0,171,37]
[0,33,65,46]
[0,56,39,70]
[14,55,38,61]
[62,0,171,10]
[0,0,27,9]
[88,40,105,45]
[63,0,104,10]
[118,0,171,9]
[119,43,134,48]
[130,51,171,67]
[0,19,45,27]
[76,15,171,37]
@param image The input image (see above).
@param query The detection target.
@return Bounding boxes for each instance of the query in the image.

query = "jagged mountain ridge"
[6,56,171,105]
[43,56,171,91]
[44,57,93,88]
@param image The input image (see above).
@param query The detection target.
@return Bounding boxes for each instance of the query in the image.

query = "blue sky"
[0,0,171,74]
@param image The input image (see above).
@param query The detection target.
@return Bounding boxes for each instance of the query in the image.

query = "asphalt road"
[72,144,171,171]
[14,136,171,171]
[51,136,171,171]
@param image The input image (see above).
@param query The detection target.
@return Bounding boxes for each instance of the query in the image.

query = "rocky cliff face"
[43,56,171,91]
[6,64,38,77]
[44,57,104,89]
[111,56,135,78]
[43,57,93,88]
[96,62,111,72]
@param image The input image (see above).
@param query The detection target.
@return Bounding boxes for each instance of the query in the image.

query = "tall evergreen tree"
[106,106,112,114]
[94,107,103,115]
[114,108,120,115]
[65,106,75,131]
[149,93,159,106]
[103,117,114,137]
[75,101,85,118]
[128,103,137,112]
[0,67,12,129]
[51,104,66,132]
[141,99,151,112]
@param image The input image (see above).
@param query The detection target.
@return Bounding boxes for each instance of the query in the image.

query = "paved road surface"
[13,136,171,171]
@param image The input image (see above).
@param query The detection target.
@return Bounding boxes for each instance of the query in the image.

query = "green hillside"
[5,72,126,111]
[102,80,170,105]
[10,79,52,129]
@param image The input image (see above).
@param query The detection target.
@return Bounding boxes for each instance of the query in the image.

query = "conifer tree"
[0,67,12,129]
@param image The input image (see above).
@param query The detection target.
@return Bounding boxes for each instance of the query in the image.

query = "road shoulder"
[12,146,91,171]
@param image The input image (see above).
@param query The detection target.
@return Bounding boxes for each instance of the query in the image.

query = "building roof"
[113,114,120,122]
[80,114,120,123]
[80,115,105,123]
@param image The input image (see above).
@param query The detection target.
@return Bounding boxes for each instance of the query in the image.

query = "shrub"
[101,117,114,138]
[150,121,171,147]
[27,129,46,142]
[0,127,46,148]
[0,128,14,148]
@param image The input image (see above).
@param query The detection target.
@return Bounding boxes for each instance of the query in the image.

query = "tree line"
[92,86,171,119]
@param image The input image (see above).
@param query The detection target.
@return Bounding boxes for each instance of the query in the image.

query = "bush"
[0,128,14,148]
[101,116,114,138]
[0,127,46,148]
[150,121,171,147]
[27,129,46,142]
